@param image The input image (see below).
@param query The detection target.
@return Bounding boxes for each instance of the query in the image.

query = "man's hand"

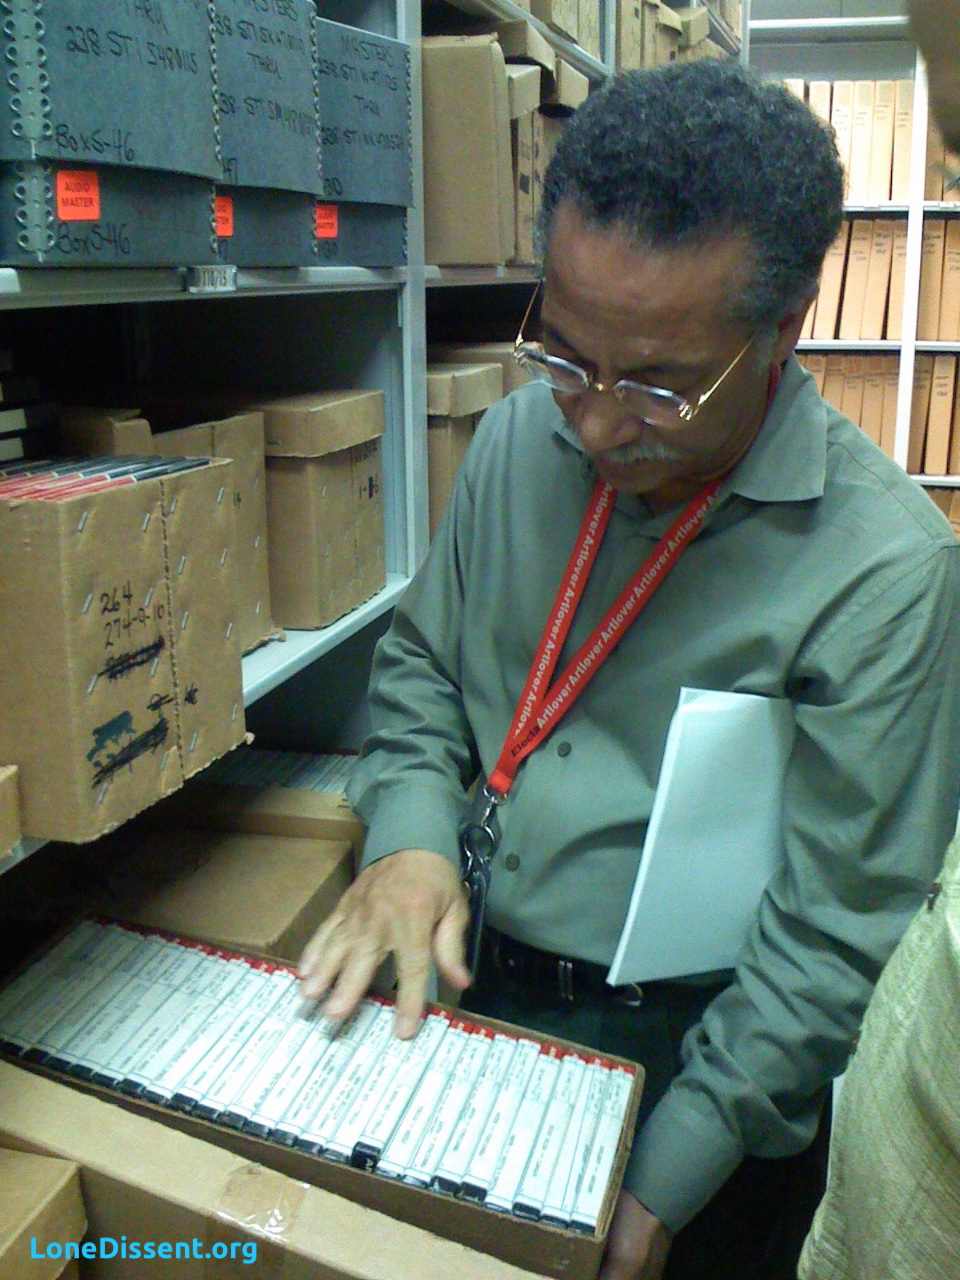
[298,848,472,1037]
[599,1191,673,1280]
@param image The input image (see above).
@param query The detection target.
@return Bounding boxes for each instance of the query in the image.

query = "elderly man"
[300,62,960,1280]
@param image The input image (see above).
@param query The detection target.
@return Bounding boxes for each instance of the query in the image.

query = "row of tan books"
[917,217,960,341]
[781,78,913,204]
[799,219,906,342]
[799,352,960,478]
[796,353,898,459]
[925,119,960,203]
[906,354,960,476]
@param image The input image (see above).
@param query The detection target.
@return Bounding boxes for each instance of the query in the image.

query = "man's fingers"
[322,941,389,1023]
[433,891,472,991]
[393,905,441,1037]
[298,914,348,1000]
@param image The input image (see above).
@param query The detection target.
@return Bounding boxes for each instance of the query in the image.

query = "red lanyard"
[486,475,726,798]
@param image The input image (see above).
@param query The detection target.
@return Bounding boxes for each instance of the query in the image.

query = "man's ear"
[772,297,815,363]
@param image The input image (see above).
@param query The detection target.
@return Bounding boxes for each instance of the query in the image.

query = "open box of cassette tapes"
[0,918,644,1279]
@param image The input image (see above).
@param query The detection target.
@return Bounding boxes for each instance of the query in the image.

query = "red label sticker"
[56,170,100,222]
[315,203,339,239]
[215,194,234,238]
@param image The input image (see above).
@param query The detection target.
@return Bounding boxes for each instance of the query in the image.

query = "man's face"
[540,203,786,506]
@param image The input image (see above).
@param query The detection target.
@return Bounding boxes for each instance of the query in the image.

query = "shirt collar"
[551,354,827,510]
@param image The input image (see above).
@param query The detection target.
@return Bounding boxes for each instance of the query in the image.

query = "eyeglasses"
[513,279,755,428]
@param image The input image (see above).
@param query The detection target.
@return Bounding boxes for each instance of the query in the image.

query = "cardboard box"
[507,65,543,120]
[215,186,318,267]
[0,164,217,268]
[215,0,321,195]
[654,3,683,65]
[427,364,504,417]
[312,201,407,268]
[548,61,590,111]
[0,970,643,1280]
[578,0,603,60]
[512,113,537,265]
[0,1063,556,1280]
[530,0,579,42]
[99,828,354,964]
[924,354,958,475]
[0,767,20,862]
[493,22,558,89]
[0,0,218,180]
[257,391,386,630]
[150,777,366,868]
[428,415,475,539]
[313,20,412,208]
[430,344,534,396]
[837,218,873,340]
[58,409,276,657]
[423,37,514,266]
[861,218,895,342]
[0,1149,86,1280]
[0,458,246,843]
[674,6,710,48]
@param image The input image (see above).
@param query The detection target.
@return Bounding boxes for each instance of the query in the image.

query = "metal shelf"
[438,0,609,80]
[0,836,47,877]
[425,264,539,286]
[797,339,901,351]
[0,265,408,311]
[242,574,410,707]
[913,475,960,487]
[749,15,910,44]
[844,204,909,218]
[705,5,742,57]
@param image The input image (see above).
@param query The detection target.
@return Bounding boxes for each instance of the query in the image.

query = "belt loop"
[558,958,574,1002]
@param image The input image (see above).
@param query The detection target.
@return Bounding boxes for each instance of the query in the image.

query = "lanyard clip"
[459,784,503,882]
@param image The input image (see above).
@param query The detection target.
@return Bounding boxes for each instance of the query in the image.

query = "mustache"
[597,437,685,465]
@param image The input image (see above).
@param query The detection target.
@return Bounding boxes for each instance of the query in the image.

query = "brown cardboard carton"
[0,1063,557,1280]
[674,5,710,48]
[616,0,646,70]
[59,409,276,656]
[507,64,542,120]
[549,61,590,111]
[256,391,386,630]
[493,21,558,87]
[427,363,504,417]
[0,766,19,860]
[0,459,245,843]
[99,828,353,963]
[0,1149,86,1280]
[423,37,515,266]
[530,0,578,42]
[578,0,602,60]
[428,414,475,539]
[840,356,865,428]
[512,113,537,265]
[430,343,534,396]
[821,355,846,415]
[654,2,682,65]
[925,120,945,201]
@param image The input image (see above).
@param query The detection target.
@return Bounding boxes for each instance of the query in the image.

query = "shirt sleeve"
[623,539,960,1232]
[346,442,481,871]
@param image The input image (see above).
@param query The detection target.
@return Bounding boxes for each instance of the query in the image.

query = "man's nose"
[571,387,638,454]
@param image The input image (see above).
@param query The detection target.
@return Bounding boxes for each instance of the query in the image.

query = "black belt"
[484,927,644,1007]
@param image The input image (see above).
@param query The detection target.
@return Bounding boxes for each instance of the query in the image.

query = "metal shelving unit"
[440,0,609,77]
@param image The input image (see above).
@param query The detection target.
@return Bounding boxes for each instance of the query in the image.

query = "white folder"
[607,688,795,985]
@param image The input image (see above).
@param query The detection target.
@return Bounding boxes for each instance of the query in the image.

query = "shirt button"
[504,853,520,871]
[557,741,572,757]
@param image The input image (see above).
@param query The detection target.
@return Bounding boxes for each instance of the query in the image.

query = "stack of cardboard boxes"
[422,24,589,268]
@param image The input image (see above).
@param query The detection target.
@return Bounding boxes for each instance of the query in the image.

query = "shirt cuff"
[621,1089,746,1233]
[352,779,464,873]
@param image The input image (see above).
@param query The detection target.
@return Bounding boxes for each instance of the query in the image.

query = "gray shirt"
[349,356,960,1229]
